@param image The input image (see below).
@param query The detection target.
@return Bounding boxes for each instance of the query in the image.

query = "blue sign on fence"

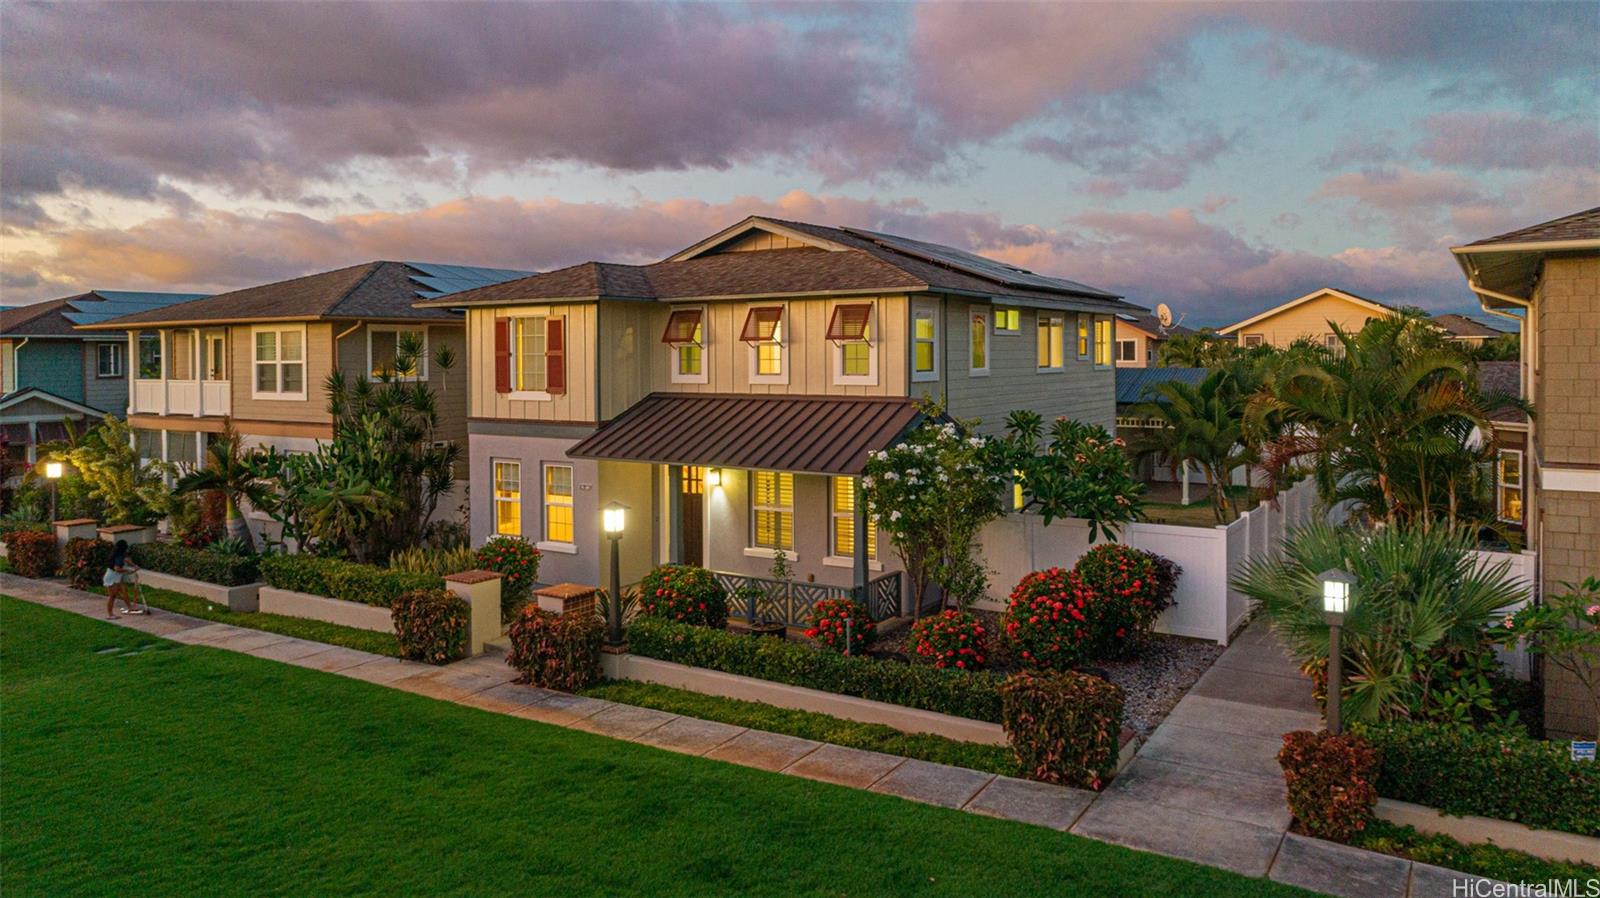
[1573,741,1597,762]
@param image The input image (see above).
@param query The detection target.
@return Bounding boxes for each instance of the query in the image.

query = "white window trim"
[1497,448,1523,524]
[250,324,309,401]
[366,325,429,381]
[1116,339,1138,363]
[746,303,789,386]
[1242,333,1265,348]
[203,330,229,382]
[669,305,710,385]
[993,307,1021,335]
[749,470,795,552]
[492,458,521,537]
[541,462,576,547]
[822,555,884,571]
[831,302,878,387]
[96,343,123,378]
[1037,312,1065,372]
[969,307,990,377]
[827,476,879,564]
[508,313,559,400]
[911,300,940,383]
[743,547,799,561]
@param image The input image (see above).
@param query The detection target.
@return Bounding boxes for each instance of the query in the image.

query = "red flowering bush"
[3,529,58,579]
[391,588,470,665]
[1004,567,1092,671]
[64,537,113,590]
[506,604,604,691]
[474,535,541,619]
[909,609,989,670]
[1000,670,1124,790]
[1004,546,1181,670]
[806,598,875,654]
[1278,730,1378,842]
[638,564,728,628]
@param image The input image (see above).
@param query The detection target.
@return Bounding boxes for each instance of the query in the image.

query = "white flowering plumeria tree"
[862,405,1007,615]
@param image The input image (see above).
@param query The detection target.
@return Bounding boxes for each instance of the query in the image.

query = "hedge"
[999,670,1124,791]
[1359,721,1600,836]
[1278,730,1379,842]
[627,616,1004,722]
[258,554,442,608]
[391,588,470,665]
[3,529,57,578]
[0,520,50,537]
[130,542,260,587]
[64,537,114,590]
[507,605,604,691]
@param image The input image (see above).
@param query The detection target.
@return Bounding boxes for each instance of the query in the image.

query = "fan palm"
[1131,365,1255,523]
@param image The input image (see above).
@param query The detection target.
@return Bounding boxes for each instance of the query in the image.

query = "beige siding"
[228,322,335,425]
[331,322,468,444]
[467,304,598,423]
[597,301,658,420]
[709,231,812,253]
[1534,255,1600,467]
[1231,293,1381,347]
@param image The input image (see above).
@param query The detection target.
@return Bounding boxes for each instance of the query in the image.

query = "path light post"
[1318,568,1357,735]
[603,503,626,647]
[44,461,64,522]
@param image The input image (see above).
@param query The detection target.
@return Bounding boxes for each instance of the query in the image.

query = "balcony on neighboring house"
[130,328,230,417]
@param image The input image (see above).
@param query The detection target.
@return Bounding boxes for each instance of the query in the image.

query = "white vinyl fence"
[1472,548,1538,680]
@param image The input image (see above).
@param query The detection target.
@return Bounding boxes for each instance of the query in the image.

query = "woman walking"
[103,539,144,618]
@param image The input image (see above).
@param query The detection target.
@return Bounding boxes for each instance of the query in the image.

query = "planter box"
[135,569,263,612]
[98,524,156,545]
[1376,797,1600,865]
[54,518,98,548]
[601,652,1006,746]
[258,586,394,634]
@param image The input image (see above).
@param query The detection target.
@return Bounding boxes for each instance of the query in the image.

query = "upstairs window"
[252,326,305,398]
[828,303,875,383]
[138,332,162,379]
[751,470,794,551]
[662,308,706,382]
[96,343,123,378]
[1116,339,1138,362]
[1094,317,1113,367]
[1242,333,1264,348]
[1037,313,1064,370]
[1497,449,1523,524]
[994,308,1021,334]
[1077,315,1090,358]
[369,326,427,379]
[741,306,785,381]
[204,331,227,381]
[499,315,566,396]
[912,303,939,381]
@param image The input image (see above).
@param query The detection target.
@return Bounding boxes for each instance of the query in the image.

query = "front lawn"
[0,596,1314,897]
[90,583,400,656]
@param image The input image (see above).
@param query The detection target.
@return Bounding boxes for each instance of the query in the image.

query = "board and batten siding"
[467,304,599,424]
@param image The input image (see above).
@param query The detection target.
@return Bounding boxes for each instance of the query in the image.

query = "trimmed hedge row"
[3,529,57,578]
[0,520,50,537]
[130,542,259,587]
[507,604,604,691]
[391,588,470,665]
[1360,721,1600,836]
[64,537,114,590]
[627,616,1004,722]
[259,554,441,608]
[1000,670,1124,791]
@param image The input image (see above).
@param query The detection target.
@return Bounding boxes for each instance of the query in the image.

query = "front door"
[679,465,705,566]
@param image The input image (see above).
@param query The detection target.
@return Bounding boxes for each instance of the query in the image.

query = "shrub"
[1359,721,1600,836]
[475,535,541,617]
[999,670,1124,790]
[130,541,260,587]
[3,530,57,578]
[391,588,470,665]
[1278,730,1378,842]
[628,616,1004,721]
[506,605,604,691]
[805,598,875,654]
[1070,544,1179,658]
[258,554,440,607]
[0,519,50,538]
[64,537,113,590]
[638,564,728,628]
[1003,567,1091,671]
[389,545,477,578]
[909,609,989,670]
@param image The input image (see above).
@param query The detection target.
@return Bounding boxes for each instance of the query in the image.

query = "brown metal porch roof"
[568,393,924,476]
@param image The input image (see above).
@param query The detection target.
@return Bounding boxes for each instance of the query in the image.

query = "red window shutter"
[661,309,703,344]
[826,304,872,341]
[494,318,511,393]
[546,317,566,395]
[740,306,783,343]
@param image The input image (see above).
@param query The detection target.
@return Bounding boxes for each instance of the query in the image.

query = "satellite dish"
[1156,303,1173,328]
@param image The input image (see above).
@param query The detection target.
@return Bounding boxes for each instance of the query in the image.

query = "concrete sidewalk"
[2,574,1504,897]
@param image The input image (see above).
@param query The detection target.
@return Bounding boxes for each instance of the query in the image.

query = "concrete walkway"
[2,575,1503,897]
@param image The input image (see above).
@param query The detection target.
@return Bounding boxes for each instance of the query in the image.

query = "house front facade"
[1454,205,1600,739]
[422,216,1143,617]
[1113,312,1192,368]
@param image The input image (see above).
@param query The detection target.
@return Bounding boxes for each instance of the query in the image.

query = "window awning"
[826,304,872,341]
[740,306,783,343]
[661,309,703,344]
[569,393,923,476]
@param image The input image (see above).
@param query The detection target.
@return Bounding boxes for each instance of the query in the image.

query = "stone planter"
[134,569,264,612]
[98,523,156,545]
[1376,798,1600,865]
[258,586,394,634]
[54,518,98,548]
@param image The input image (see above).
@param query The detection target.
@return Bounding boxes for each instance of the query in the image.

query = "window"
[96,343,123,378]
[1037,313,1064,370]
[1094,318,1113,367]
[544,464,574,544]
[168,330,195,380]
[369,326,427,379]
[166,431,198,469]
[493,461,521,536]
[994,308,1021,334]
[138,332,162,379]
[827,303,875,384]
[741,306,785,381]
[1116,339,1138,363]
[1242,334,1264,348]
[1077,315,1090,358]
[970,309,990,375]
[134,428,162,462]
[662,308,706,382]
[204,332,227,381]
[252,326,305,397]
[912,303,939,381]
[1497,449,1523,524]
[751,470,794,551]
[830,476,877,559]
[515,316,547,392]
[1013,469,1026,511]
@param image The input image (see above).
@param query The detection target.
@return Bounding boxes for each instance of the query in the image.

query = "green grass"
[89,583,400,657]
[0,596,1316,897]
[1351,819,1598,885]
[583,679,1018,775]
[1143,485,1257,527]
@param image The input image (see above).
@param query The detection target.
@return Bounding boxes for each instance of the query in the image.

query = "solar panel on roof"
[841,226,1116,298]
[401,262,533,299]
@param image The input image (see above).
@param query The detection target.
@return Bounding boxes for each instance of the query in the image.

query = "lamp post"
[603,503,626,646]
[1318,568,1357,735]
[44,460,64,522]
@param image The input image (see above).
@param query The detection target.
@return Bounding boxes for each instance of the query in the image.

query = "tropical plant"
[993,413,1143,541]
[1131,365,1257,523]
[241,446,316,551]
[47,415,171,525]
[173,421,263,550]
[1155,330,1244,368]
[1234,521,1527,725]
[908,609,989,670]
[474,535,542,618]
[389,544,477,578]
[1499,576,1600,740]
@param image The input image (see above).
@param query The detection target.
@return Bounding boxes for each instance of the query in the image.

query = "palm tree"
[174,421,263,550]
[1131,366,1254,523]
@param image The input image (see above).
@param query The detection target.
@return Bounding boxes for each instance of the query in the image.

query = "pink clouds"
[1418,112,1600,171]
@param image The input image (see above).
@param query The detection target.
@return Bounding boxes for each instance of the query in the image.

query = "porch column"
[667,464,683,564]
[1181,458,1190,506]
[194,327,205,417]
[853,476,868,605]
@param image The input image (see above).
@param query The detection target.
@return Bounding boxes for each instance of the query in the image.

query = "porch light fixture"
[1317,567,1358,735]
[604,502,626,647]
[44,461,64,479]
[704,467,722,489]
[603,503,626,535]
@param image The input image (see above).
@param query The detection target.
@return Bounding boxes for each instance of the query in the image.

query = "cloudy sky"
[2,1,1595,325]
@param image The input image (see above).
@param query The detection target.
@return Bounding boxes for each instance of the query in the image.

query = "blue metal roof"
[403,262,534,299]
[60,290,208,325]
[1115,367,1209,405]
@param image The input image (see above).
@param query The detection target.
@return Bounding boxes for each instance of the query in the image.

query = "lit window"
[828,304,873,380]
[253,327,304,396]
[1077,315,1090,358]
[96,343,123,377]
[515,316,548,392]
[1094,318,1113,366]
[662,308,704,379]
[544,464,574,544]
[741,306,785,378]
[1497,449,1523,524]
[994,308,1021,334]
[830,476,877,559]
[970,310,989,374]
[1116,339,1138,362]
[751,470,794,551]
[1037,313,1064,370]
[912,304,938,380]
[493,461,521,536]
[1013,469,1026,511]
[370,327,426,379]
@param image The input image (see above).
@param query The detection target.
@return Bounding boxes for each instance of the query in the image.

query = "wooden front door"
[679,466,705,566]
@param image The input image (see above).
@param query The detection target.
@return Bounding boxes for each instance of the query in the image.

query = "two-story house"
[418,216,1143,614]
[1453,205,1600,739]
[1113,311,1193,368]
[2,291,204,466]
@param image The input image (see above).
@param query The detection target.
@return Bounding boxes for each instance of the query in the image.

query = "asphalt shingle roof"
[1466,207,1600,247]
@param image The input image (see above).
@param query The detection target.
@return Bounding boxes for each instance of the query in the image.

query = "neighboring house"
[416,215,1142,608]
[78,261,529,536]
[1475,360,1529,534]
[1,291,205,465]
[1432,313,1511,348]
[1217,287,1395,350]
[1113,367,1210,496]
[1113,312,1194,368]
[1452,205,1600,740]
